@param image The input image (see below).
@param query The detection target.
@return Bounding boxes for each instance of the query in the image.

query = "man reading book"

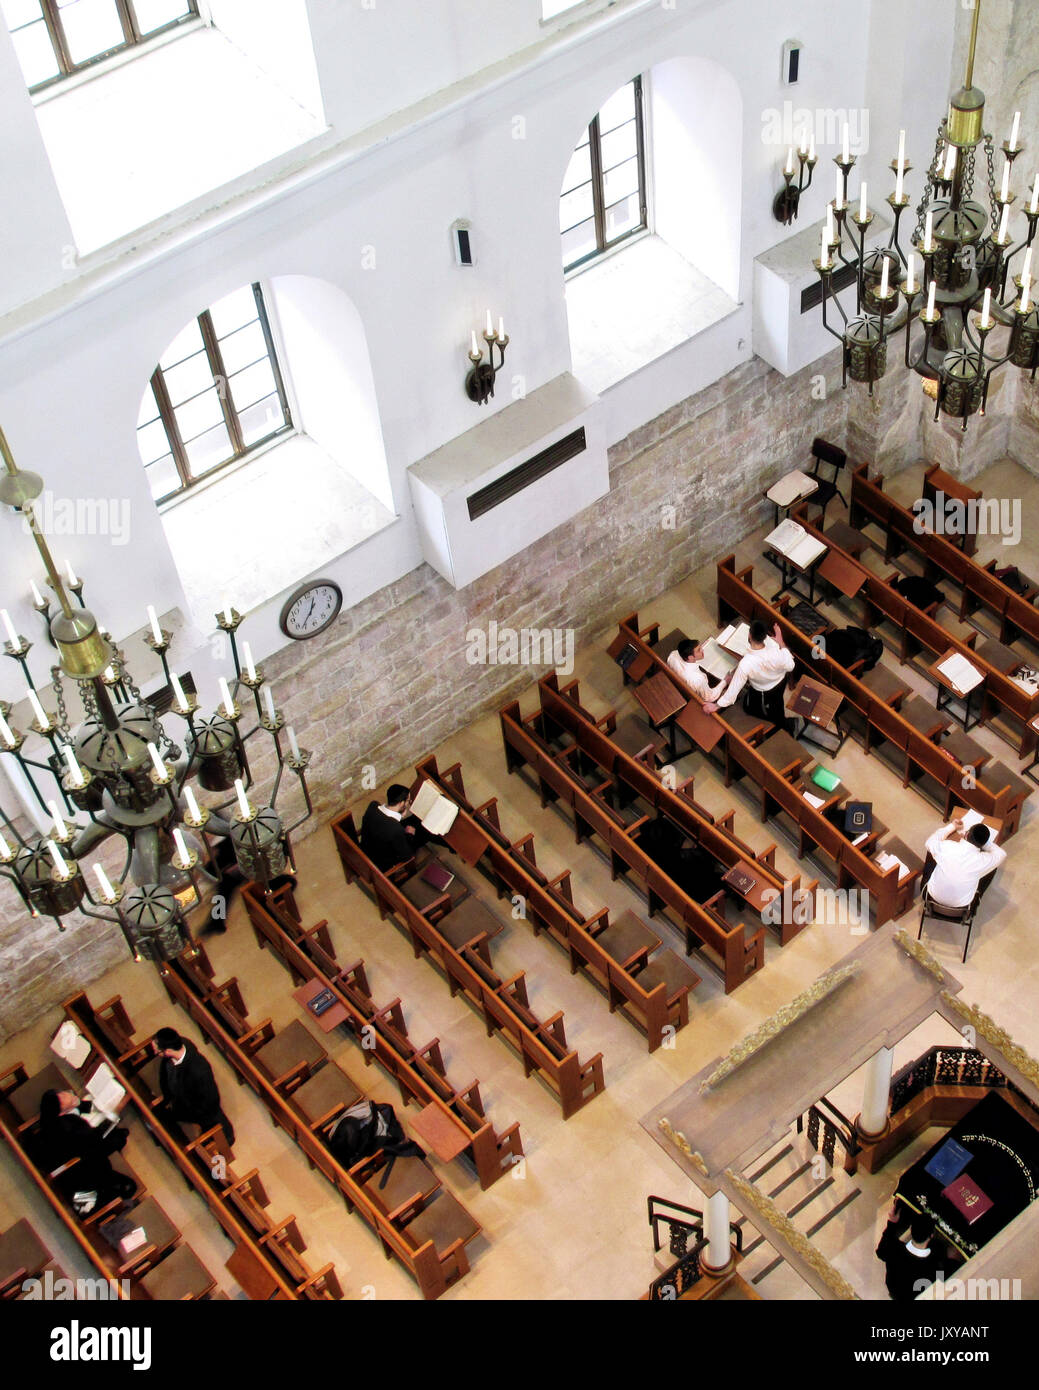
[703,620,804,736]
[922,819,1006,908]
[361,784,436,871]
[876,1204,956,1301]
[667,639,724,701]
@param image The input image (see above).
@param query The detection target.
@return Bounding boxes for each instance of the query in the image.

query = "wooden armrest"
[596,710,618,734]
[962,630,977,648]
[639,621,660,644]
[387,858,418,883]
[238,1019,275,1052]
[628,813,651,835]
[756,844,777,868]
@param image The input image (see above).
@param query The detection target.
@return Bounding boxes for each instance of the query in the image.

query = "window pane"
[137,418,171,466]
[183,422,232,477]
[217,320,266,375]
[598,82,635,136]
[209,285,258,339]
[160,319,205,370]
[604,193,642,242]
[562,219,597,269]
[3,0,43,29]
[174,388,224,442]
[133,0,193,35]
[162,350,215,407]
[561,144,591,196]
[145,454,180,502]
[58,0,126,65]
[603,155,640,208]
[238,395,285,447]
[228,359,276,413]
[600,121,636,173]
[559,183,593,235]
[10,19,60,86]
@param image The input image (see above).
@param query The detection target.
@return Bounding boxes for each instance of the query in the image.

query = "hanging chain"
[913,121,948,244]
[111,646,181,761]
[984,134,998,234]
[964,146,975,202]
[50,666,71,740]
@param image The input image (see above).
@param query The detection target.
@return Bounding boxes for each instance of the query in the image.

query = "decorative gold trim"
[657,1118,708,1176]
[698,963,859,1093]
[940,992,1039,1089]
[894,928,946,981]
[725,1171,859,1300]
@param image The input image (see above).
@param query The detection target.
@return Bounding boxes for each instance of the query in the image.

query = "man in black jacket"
[360,785,424,871]
[876,1203,954,1300]
[156,1028,234,1147]
[37,1090,135,1207]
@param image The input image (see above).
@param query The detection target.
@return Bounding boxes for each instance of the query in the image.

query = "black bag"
[327,1100,424,1171]
[787,601,829,637]
[826,626,884,672]
[895,574,944,610]
[994,566,1029,595]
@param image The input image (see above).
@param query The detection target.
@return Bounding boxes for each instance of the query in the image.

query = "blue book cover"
[924,1138,971,1185]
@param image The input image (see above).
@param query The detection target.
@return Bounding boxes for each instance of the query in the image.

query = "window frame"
[561,74,649,275]
[142,282,294,506]
[7,0,200,94]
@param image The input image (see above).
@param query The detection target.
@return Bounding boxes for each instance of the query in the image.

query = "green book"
[811,766,840,792]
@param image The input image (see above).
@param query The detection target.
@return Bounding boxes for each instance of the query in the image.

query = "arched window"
[137,283,293,504]
[560,76,648,272]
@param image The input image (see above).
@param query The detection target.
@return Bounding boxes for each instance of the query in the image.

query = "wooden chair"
[918,888,977,963]
[806,437,848,520]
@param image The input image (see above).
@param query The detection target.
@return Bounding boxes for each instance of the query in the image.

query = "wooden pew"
[849,462,1039,648]
[150,962,478,1300]
[609,614,911,927]
[716,555,1029,835]
[239,883,524,1189]
[59,993,341,1300]
[500,686,768,992]
[331,813,605,1117]
[412,755,702,1050]
[791,496,1039,755]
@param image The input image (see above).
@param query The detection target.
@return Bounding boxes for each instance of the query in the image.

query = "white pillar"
[703,1191,733,1273]
[859,1046,894,1139]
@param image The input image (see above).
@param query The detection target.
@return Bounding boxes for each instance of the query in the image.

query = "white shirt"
[667,650,721,700]
[716,637,795,708]
[924,822,1006,907]
[379,805,403,821]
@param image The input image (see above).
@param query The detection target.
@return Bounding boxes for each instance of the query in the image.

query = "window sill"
[159,433,397,628]
[565,234,739,395]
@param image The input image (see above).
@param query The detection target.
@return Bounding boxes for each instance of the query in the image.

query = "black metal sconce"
[773,141,818,225]
[465,312,509,405]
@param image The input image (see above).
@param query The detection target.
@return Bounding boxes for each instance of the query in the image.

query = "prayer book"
[925,1138,971,1186]
[941,1175,993,1225]
[410,781,460,835]
[85,1062,125,1118]
[937,654,983,693]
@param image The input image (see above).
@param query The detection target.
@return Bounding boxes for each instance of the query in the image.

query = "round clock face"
[280,581,342,640]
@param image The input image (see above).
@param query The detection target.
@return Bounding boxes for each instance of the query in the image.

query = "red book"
[941,1174,993,1225]
[421,860,455,892]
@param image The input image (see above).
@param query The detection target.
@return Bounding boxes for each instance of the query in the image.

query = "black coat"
[876,1223,952,1300]
[159,1040,222,1125]
[37,1110,128,1200]
[360,802,414,872]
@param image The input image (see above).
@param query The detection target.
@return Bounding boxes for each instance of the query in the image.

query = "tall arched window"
[560,76,648,272]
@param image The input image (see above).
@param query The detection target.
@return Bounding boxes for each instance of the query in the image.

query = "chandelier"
[0,428,314,962]
[813,0,1038,430]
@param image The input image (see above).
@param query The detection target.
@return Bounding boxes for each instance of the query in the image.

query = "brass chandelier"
[813,0,1038,430]
[0,428,314,962]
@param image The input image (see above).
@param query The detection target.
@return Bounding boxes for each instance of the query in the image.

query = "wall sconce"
[465,311,509,405]
[773,140,818,225]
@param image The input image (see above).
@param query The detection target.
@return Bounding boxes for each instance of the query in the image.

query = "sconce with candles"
[773,135,818,224]
[465,310,509,404]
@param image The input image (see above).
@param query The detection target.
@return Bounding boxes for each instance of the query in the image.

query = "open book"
[410,780,460,836]
[51,1021,92,1069]
[765,519,827,569]
[699,637,737,679]
[716,622,751,657]
[876,851,913,882]
[85,1061,126,1120]
[937,653,983,693]
[766,470,817,508]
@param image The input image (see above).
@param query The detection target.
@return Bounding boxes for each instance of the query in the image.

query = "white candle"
[998,203,1010,242]
[63,743,84,784]
[0,713,14,747]
[835,166,843,206]
[808,133,816,162]
[48,801,66,838]
[185,785,202,822]
[1023,247,1033,285]
[944,145,957,180]
[1010,111,1021,152]
[897,130,906,175]
[27,689,50,729]
[30,580,45,607]
[798,133,807,156]
[785,146,794,175]
[906,253,916,294]
[219,677,235,717]
[895,166,904,202]
[859,183,867,220]
[222,599,233,624]
[880,257,890,297]
[171,673,189,712]
[263,686,276,722]
[926,281,937,318]
[820,228,829,268]
[1023,276,1033,314]
[47,840,68,876]
[173,827,191,867]
[485,309,493,337]
[1,610,18,647]
[103,665,116,682]
[925,210,934,252]
[470,330,479,357]
[147,742,167,778]
[94,864,115,900]
[243,642,257,681]
[1001,161,1011,203]
[234,778,252,820]
[980,287,992,329]
[0,829,11,859]
[1031,174,1039,214]
[287,727,301,761]
[147,605,162,644]
[842,123,850,163]
[65,559,78,587]
[825,204,835,245]
[498,316,505,341]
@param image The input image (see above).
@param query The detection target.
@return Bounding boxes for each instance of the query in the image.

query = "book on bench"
[793,685,821,719]
[51,1021,92,1069]
[421,860,455,892]
[937,653,983,694]
[307,987,338,1017]
[699,638,735,680]
[615,641,639,671]
[722,863,758,895]
[764,519,828,569]
[716,622,751,657]
[410,780,460,836]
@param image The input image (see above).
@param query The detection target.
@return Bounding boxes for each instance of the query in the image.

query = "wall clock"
[279,579,343,640]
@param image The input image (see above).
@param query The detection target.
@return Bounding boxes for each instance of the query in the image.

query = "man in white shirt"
[667,639,724,701]
[703,619,801,734]
[923,819,1006,908]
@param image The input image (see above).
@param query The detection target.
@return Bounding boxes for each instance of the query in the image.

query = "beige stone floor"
[2,458,1037,1302]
